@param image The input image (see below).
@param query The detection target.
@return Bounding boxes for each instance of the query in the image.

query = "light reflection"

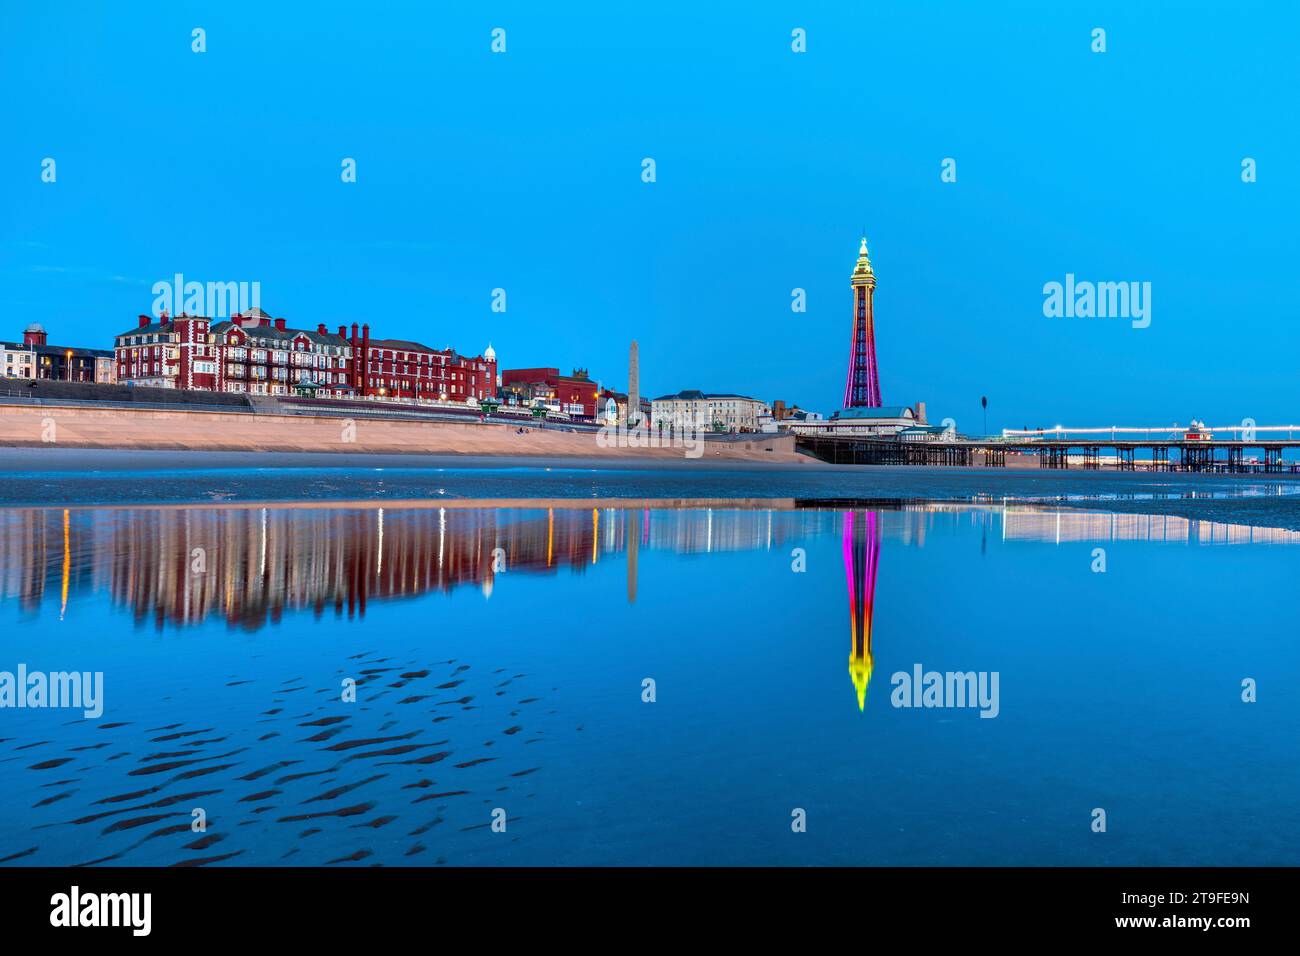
[1,503,1293,638]
[60,508,69,621]
[843,511,880,711]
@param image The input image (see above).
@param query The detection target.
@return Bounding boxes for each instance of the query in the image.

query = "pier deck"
[795,435,1300,472]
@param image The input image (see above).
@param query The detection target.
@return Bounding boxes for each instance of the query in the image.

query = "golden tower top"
[852,236,875,287]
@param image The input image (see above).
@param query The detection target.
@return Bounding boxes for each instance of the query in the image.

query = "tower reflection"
[843,510,880,711]
[3,502,1293,643]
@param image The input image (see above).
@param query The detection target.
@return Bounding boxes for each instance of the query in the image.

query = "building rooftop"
[830,405,915,421]
[212,319,349,347]
[33,343,113,359]
[366,337,442,353]
[112,313,487,357]
[651,389,765,403]
[115,318,172,338]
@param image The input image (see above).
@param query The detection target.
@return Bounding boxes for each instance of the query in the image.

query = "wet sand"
[4,439,1300,532]
[0,648,559,867]
[0,445,821,473]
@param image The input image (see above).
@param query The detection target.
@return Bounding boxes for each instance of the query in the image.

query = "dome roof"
[24,322,45,334]
[484,342,496,361]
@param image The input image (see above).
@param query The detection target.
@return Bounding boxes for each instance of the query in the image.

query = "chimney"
[915,401,927,425]
[274,317,286,332]
[360,324,370,397]
[317,323,328,335]
[338,325,347,338]
[138,315,151,328]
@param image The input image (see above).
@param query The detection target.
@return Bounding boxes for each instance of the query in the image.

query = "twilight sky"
[2,1,1296,431]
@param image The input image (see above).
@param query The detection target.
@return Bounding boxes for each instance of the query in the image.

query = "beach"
[0,402,802,463]
[3,445,1300,531]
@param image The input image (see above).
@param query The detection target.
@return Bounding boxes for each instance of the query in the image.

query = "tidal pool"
[1,501,1297,866]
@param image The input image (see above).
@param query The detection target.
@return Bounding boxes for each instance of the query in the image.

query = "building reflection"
[0,505,826,632]
[1,502,1294,641]
[1000,506,1300,545]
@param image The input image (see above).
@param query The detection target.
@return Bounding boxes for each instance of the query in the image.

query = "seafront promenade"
[0,401,800,462]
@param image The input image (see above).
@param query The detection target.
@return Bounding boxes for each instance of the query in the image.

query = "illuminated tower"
[843,237,881,408]
[843,510,881,711]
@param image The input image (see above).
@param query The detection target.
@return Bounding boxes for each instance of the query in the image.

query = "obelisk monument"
[627,340,640,427]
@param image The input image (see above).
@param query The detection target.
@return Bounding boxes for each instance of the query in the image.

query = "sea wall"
[0,403,802,463]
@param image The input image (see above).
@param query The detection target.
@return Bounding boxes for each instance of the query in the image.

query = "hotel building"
[114,308,496,403]
[116,309,353,396]
[650,389,772,433]
[349,324,496,403]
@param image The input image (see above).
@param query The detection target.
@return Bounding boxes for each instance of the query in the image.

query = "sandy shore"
[0,403,805,463]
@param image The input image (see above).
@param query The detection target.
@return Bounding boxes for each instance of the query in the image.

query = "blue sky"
[2,1,1296,431]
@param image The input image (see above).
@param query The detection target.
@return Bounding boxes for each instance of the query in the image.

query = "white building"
[650,389,772,433]
[787,405,920,437]
[1,341,36,380]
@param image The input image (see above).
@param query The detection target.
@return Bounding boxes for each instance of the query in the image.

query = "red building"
[346,324,496,403]
[501,367,600,417]
[115,308,495,403]
[211,312,353,395]
[116,309,352,396]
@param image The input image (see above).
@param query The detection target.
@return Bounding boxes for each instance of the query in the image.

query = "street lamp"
[66,350,73,382]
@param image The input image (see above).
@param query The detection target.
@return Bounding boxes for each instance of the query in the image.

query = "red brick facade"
[500,367,600,417]
[114,309,496,403]
[346,324,496,403]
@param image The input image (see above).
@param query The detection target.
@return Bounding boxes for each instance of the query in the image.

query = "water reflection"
[2,499,1298,867]
[0,505,831,629]
[2,503,1296,635]
[1000,506,1300,545]
[843,511,879,711]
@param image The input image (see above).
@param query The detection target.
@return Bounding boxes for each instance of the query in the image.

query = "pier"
[796,426,1300,473]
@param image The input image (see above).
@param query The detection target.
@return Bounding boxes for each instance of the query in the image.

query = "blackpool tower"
[843,237,881,408]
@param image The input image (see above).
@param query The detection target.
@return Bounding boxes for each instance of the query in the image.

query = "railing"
[0,391,255,414]
[1003,425,1300,440]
